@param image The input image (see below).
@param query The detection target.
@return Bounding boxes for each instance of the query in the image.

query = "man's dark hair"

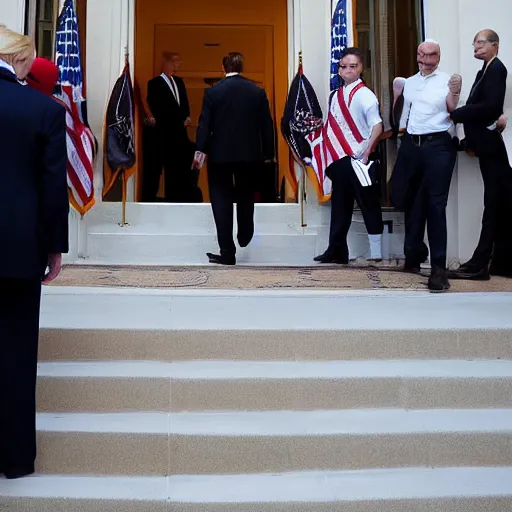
[339,47,364,67]
[222,52,244,73]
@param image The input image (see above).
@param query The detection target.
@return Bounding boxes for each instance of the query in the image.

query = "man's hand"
[448,74,462,95]
[43,253,62,284]
[497,114,508,133]
[184,117,191,127]
[144,116,156,127]
[360,150,372,165]
[192,151,206,169]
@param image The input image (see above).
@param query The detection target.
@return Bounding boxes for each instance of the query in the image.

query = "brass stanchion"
[119,168,129,227]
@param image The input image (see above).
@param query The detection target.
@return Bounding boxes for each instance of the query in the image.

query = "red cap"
[27,57,59,96]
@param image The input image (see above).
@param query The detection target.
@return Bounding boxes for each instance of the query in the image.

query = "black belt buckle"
[410,132,443,146]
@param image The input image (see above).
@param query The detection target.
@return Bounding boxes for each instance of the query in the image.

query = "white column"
[425,0,512,264]
[2,0,26,33]
[86,0,135,202]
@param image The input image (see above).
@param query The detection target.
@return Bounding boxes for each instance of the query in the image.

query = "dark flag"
[103,60,136,197]
[280,61,324,199]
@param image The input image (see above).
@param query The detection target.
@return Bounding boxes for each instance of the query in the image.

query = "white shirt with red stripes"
[335,79,382,157]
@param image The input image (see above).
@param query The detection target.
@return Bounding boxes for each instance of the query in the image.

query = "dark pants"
[163,140,202,203]
[470,138,512,272]
[208,162,257,257]
[400,133,457,268]
[326,156,383,260]
[144,128,202,203]
[0,278,42,469]
[141,124,163,202]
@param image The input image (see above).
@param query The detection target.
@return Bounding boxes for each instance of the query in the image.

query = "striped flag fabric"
[330,0,355,91]
[55,0,96,216]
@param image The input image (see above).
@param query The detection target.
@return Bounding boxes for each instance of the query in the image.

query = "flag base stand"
[118,169,130,227]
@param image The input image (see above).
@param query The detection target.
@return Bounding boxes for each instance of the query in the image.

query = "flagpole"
[119,169,128,226]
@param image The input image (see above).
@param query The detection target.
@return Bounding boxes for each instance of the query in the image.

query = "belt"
[407,131,448,146]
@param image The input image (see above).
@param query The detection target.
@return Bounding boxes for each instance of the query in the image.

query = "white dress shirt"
[160,73,180,105]
[399,69,452,135]
[0,58,15,75]
[339,78,382,141]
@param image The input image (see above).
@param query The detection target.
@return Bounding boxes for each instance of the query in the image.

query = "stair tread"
[41,287,512,330]
[1,468,512,502]
[36,409,512,435]
[38,359,512,379]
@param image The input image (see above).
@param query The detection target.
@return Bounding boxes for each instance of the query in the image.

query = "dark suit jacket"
[0,68,69,280]
[195,75,275,163]
[450,57,507,155]
[147,74,190,144]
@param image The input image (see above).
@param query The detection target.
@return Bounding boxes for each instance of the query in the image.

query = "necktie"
[169,76,179,105]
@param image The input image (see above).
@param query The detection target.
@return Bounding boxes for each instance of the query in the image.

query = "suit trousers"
[326,156,383,260]
[0,278,42,468]
[470,138,512,271]
[207,162,257,257]
[400,133,457,268]
[141,124,163,202]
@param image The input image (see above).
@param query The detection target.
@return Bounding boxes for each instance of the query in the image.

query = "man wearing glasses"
[450,30,511,280]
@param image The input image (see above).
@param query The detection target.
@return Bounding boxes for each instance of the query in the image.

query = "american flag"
[330,0,355,91]
[55,0,96,216]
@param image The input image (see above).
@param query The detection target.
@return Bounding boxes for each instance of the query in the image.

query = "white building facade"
[3,0,512,266]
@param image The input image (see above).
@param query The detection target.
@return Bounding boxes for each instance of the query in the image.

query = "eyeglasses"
[472,39,490,47]
[339,64,360,69]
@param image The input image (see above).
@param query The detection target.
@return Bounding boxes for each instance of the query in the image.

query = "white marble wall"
[425,0,512,263]
[1,0,25,33]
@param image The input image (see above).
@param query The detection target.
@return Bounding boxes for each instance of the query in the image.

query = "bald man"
[450,29,512,279]
[391,40,460,292]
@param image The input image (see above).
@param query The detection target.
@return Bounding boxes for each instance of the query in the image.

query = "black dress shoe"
[206,252,236,265]
[448,266,490,281]
[313,250,348,264]
[428,266,450,293]
[403,260,421,274]
[237,235,253,248]
[3,464,35,479]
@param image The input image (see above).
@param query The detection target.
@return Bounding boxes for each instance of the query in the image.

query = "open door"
[151,24,276,202]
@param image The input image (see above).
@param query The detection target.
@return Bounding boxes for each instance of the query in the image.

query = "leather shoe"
[313,250,348,264]
[428,266,450,293]
[448,266,490,281]
[206,252,236,265]
[237,235,253,248]
[3,464,35,479]
[403,260,421,274]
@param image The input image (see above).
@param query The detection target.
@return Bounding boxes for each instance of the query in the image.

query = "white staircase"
[66,202,405,265]
[1,288,512,511]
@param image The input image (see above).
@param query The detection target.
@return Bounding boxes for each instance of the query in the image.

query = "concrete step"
[35,410,512,475]
[85,231,319,265]
[39,288,512,361]
[2,467,512,511]
[37,360,512,412]
[85,202,305,231]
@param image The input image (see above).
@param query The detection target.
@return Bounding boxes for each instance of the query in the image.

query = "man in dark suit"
[193,52,275,265]
[0,27,68,479]
[147,52,200,202]
[450,29,512,279]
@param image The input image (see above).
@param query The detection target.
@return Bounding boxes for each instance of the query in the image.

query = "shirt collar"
[343,78,362,91]
[418,68,441,79]
[225,72,240,77]
[0,58,15,76]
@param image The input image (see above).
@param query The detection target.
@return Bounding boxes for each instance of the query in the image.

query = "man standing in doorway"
[147,52,199,202]
[391,40,460,292]
[450,29,512,279]
[193,52,275,265]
